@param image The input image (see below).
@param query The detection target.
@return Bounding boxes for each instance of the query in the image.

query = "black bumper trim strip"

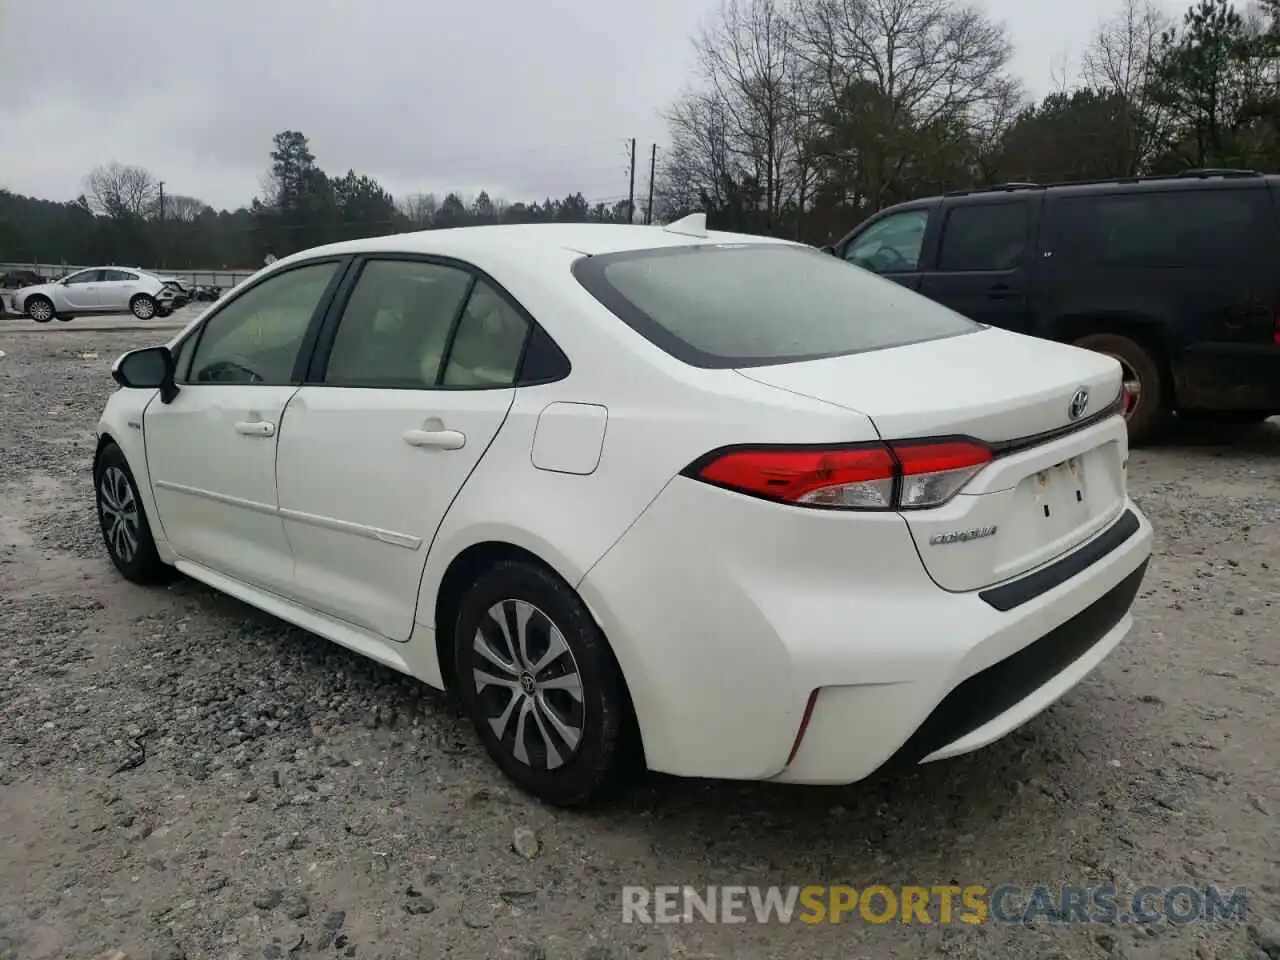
[978,508,1141,612]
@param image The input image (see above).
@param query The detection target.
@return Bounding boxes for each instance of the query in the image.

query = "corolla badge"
[1068,388,1090,421]
[929,526,997,546]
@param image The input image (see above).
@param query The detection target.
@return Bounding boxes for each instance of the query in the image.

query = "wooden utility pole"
[627,138,636,224]
[645,144,657,225]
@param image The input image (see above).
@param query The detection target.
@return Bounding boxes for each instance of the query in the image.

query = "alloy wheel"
[132,297,156,319]
[471,599,585,771]
[28,299,52,322]
[98,466,141,563]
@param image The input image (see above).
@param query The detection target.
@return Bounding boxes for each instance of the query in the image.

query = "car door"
[142,258,347,595]
[275,257,526,640]
[838,208,932,291]
[58,269,106,310]
[917,199,1036,333]
[97,270,136,310]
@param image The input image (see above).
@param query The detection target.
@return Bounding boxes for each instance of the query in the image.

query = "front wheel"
[26,296,54,323]
[1073,333,1168,445]
[94,443,171,584]
[452,560,638,807]
[130,294,157,320]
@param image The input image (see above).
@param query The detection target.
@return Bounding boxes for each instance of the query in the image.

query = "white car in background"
[13,267,181,322]
[92,217,1153,806]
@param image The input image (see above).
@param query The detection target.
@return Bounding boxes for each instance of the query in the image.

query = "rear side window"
[937,202,1030,272]
[572,243,979,369]
[1044,189,1274,266]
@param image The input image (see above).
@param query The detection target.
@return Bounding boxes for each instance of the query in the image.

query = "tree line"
[1,0,1277,268]
[660,0,1280,241]
[0,131,640,270]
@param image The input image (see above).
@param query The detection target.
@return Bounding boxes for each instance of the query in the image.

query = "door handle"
[403,428,466,450]
[234,420,275,437]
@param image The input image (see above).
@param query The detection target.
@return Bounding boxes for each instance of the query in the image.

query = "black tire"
[56,314,72,322]
[130,294,157,320]
[156,303,173,318]
[1073,333,1168,445]
[452,560,638,807]
[93,443,171,585]
[25,295,54,323]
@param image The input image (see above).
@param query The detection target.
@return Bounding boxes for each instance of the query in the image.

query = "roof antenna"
[663,212,707,239]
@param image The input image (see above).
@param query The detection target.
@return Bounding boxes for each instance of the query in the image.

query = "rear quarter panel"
[413,257,883,678]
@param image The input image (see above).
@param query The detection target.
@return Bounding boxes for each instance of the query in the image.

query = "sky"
[0,0,1152,213]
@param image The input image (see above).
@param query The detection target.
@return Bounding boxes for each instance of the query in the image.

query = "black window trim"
[172,255,355,386]
[572,241,982,370]
[304,251,571,392]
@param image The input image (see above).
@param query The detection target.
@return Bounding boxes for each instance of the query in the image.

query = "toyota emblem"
[1068,388,1090,421]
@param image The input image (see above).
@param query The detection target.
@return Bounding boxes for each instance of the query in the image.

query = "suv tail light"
[685,438,992,511]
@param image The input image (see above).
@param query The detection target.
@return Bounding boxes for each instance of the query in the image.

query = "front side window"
[573,242,978,369]
[844,210,929,273]
[63,270,103,285]
[324,259,473,388]
[938,202,1030,272]
[187,261,340,384]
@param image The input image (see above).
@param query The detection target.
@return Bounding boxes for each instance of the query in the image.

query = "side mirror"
[112,346,179,402]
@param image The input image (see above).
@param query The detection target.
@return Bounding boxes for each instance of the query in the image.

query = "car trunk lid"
[736,327,1130,591]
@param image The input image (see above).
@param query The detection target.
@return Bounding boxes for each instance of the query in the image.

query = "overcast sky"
[1,0,1153,212]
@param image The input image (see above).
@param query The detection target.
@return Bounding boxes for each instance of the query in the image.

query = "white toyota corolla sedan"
[94,215,1153,806]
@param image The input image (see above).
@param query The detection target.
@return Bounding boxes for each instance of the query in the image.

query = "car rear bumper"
[1175,343,1280,411]
[578,477,1153,784]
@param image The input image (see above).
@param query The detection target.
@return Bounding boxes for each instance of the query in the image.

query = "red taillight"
[688,437,992,510]
[1273,305,1280,346]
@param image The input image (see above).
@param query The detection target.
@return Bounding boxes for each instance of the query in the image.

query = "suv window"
[938,202,1030,272]
[573,243,978,368]
[188,261,339,384]
[1046,189,1271,266]
[442,280,531,387]
[844,210,929,273]
[325,259,473,388]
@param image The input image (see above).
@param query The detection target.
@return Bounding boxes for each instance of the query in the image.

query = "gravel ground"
[1,327,1277,960]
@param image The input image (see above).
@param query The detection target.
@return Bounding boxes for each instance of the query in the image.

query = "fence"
[0,262,257,289]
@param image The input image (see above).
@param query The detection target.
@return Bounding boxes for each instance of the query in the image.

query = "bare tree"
[1081,0,1173,172]
[84,163,159,219]
[162,195,208,223]
[692,0,811,229]
[791,0,1018,209]
[793,0,1016,125]
[397,192,439,228]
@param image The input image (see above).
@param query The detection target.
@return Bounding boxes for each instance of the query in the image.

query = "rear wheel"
[26,296,54,323]
[130,294,157,320]
[452,560,637,807]
[1073,333,1167,445]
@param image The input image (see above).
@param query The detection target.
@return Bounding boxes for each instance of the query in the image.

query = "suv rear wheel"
[1073,333,1167,444]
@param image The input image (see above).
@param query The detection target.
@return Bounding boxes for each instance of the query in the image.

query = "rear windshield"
[572,242,979,368]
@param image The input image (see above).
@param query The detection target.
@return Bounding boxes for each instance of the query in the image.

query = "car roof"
[269,222,793,269]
